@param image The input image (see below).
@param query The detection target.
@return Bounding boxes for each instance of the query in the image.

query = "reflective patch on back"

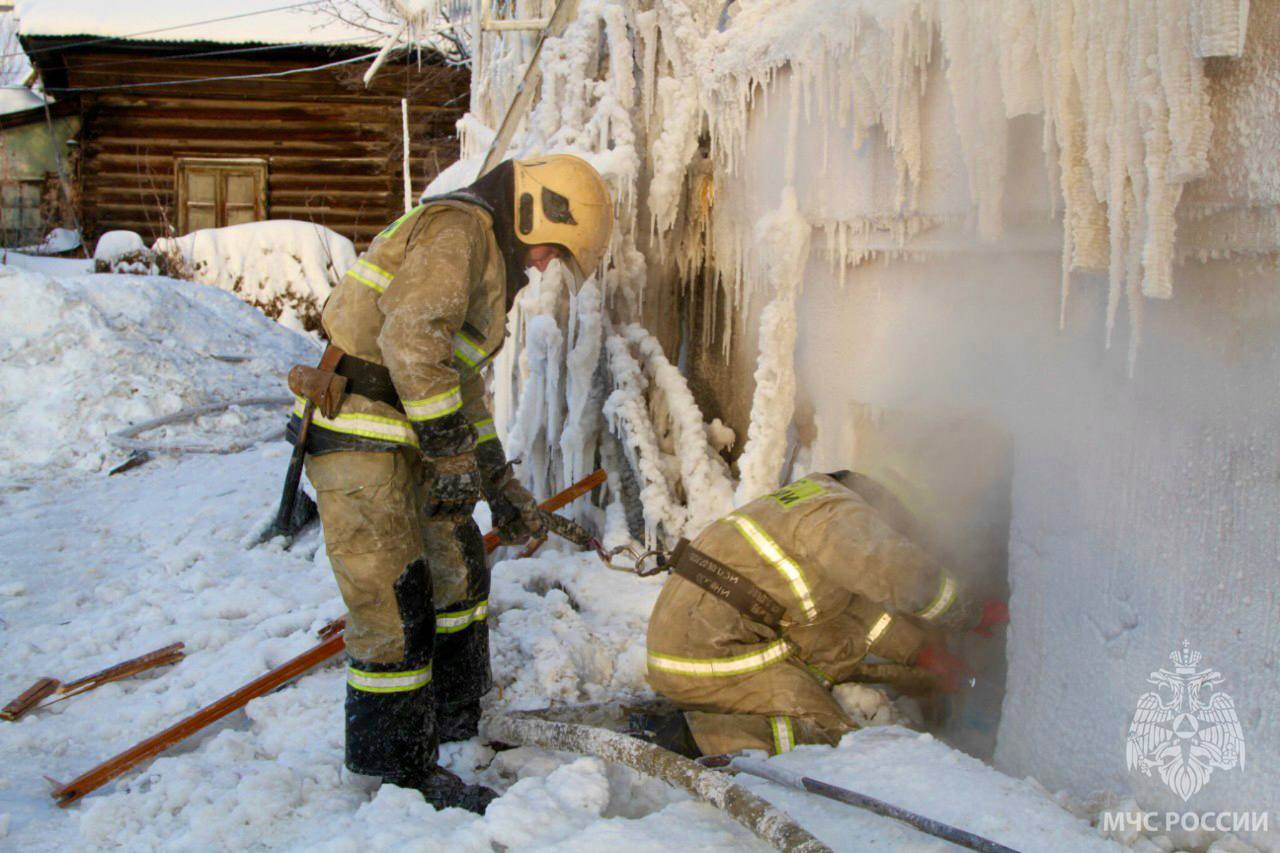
[768,477,827,508]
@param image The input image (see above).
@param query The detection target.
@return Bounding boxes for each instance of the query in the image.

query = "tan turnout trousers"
[306,449,486,663]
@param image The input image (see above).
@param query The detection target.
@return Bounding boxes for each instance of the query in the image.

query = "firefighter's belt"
[668,538,787,628]
[335,353,403,413]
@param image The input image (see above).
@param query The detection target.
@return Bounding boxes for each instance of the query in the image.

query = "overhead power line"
[42,50,380,93]
[54,38,380,75]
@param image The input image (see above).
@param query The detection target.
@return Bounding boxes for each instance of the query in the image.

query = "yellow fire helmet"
[512,154,614,279]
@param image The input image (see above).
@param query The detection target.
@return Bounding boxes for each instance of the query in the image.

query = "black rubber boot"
[432,516,493,738]
[344,559,438,778]
[387,767,499,815]
[438,698,483,744]
[626,707,702,759]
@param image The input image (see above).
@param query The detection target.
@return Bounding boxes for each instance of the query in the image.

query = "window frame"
[0,178,46,247]
[173,157,268,234]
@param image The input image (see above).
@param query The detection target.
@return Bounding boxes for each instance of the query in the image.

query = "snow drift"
[0,267,315,479]
[155,220,356,333]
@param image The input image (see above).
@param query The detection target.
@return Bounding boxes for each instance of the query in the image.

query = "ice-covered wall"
[790,245,1280,849]
[457,2,1277,839]
[713,17,1279,849]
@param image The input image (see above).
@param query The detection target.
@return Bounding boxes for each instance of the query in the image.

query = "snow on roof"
[0,85,45,114]
[15,0,377,48]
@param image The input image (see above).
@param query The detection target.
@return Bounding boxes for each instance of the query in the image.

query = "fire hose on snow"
[482,710,1020,853]
[480,711,831,853]
[106,396,293,456]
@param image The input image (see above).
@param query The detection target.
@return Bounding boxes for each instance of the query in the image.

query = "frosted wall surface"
[723,23,1278,849]
[791,249,1280,849]
[455,3,1279,843]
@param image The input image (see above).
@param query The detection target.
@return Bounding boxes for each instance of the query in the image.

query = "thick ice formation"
[603,323,735,541]
[700,0,1217,295]
[463,0,1246,531]
[504,266,572,506]
[733,187,810,505]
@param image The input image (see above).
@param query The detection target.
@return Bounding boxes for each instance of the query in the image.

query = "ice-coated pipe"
[482,713,830,853]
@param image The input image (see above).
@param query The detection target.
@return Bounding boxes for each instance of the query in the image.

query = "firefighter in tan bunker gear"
[646,471,1006,757]
[291,156,613,812]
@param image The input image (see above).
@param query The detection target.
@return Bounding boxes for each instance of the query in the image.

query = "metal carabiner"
[588,539,669,576]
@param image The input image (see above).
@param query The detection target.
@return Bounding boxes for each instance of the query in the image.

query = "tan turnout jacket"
[301,200,508,449]
[647,473,975,686]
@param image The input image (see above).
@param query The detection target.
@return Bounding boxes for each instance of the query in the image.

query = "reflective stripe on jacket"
[645,473,974,687]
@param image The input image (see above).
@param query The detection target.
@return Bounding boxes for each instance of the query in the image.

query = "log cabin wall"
[23,40,469,250]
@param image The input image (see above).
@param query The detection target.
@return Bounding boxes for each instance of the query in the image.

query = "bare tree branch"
[314,0,471,65]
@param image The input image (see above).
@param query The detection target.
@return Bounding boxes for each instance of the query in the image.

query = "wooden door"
[175,158,267,234]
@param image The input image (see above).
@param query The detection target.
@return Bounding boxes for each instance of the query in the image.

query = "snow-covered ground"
[0,266,1118,850]
[0,265,314,480]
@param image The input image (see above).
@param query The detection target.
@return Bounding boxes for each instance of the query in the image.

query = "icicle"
[1059,215,1072,331]
[602,331,688,547]
[558,280,606,520]
[734,73,811,505]
[1125,183,1146,377]
[624,324,734,535]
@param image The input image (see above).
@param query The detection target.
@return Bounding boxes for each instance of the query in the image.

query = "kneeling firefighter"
[287,155,613,811]
[644,471,1009,757]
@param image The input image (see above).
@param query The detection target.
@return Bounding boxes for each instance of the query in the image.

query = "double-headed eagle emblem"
[1126,641,1245,801]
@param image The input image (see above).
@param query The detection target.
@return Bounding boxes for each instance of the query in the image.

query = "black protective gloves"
[476,440,546,545]
[414,413,482,515]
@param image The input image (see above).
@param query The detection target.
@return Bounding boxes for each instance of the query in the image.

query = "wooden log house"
[20,26,468,250]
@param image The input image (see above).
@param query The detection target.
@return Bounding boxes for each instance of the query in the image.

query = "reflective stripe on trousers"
[347,663,433,694]
[646,638,793,677]
[725,513,819,621]
[436,599,489,634]
[770,715,796,754]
